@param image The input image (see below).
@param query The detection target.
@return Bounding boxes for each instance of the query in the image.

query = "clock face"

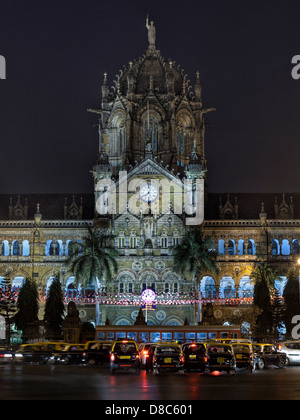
[139,183,159,202]
[141,288,156,303]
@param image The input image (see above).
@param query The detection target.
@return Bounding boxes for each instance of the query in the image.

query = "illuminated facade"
[0,23,298,327]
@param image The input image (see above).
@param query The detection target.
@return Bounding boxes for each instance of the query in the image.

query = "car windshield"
[232,344,251,353]
[114,343,137,353]
[156,346,181,354]
[207,345,232,354]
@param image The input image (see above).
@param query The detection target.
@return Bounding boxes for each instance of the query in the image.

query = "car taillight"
[143,350,149,357]
[204,356,208,363]
[110,354,115,362]
[278,344,282,351]
[180,356,184,363]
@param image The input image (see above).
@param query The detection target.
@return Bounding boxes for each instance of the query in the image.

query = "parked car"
[253,343,286,369]
[83,341,113,366]
[109,340,140,374]
[182,342,207,372]
[276,340,300,365]
[152,343,185,376]
[205,342,236,375]
[231,342,255,372]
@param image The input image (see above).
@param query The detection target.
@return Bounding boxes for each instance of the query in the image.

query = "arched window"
[238,276,254,298]
[12,240,20,256]
[66,277,78,298]
[1,241,9,256]
[281,239,290,256]
[65,240,72,256]
[45,240,53,256]
[228,239,236,255]
[22,240,30,256]
[165,283,170,293]
[119,283,124,293]
[55,240,63,256]
[292,239,300,255]
[12,276,25,291]
[237,239,245,256]
[218,239,225,255]
[219,277,236,299]
[248,239,256,255]
[271,239,280,256]
[200,276,217,299]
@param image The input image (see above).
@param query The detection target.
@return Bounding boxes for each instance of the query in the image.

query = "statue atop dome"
[146,14,156,50]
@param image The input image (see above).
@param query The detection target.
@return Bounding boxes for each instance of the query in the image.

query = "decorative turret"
[185,139,204,179]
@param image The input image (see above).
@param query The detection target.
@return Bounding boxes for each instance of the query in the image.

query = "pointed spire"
[195,71,202,101]
[101,72,109,104]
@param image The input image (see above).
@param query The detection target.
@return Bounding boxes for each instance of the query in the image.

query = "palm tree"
[171,230,218,324]
[65,225,118,325]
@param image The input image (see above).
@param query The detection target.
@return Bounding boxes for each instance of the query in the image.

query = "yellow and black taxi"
[181,342,207,372]
[82,341,113,365]
[152,342,185,376]
[205,342,236,375]
[109,340,140,374]
[231,342,255,372]
[16,342,68,364]
[253,343,286,369]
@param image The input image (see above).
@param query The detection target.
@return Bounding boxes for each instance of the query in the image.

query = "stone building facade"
[0,22,298,328]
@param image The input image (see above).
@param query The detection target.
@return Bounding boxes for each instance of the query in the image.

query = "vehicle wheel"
[178,370,185,376]
[229,369,236,376]
[88,359,96,366]
[257,358,265,370]
[285,357,290,366]
[153,368,159,375]
[277,358,285,368]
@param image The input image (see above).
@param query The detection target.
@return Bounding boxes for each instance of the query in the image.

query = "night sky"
[1,0,300,195]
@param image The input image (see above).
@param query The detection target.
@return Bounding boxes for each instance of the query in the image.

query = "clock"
[139,182,159,202]
[141,288,156,303]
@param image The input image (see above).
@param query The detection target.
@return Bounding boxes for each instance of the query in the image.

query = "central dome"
[116,48,192,99]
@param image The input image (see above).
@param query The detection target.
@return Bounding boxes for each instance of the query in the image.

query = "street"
[0,364,298,401]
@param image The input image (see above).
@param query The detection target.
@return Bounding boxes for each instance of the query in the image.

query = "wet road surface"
[0,364,299,400]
